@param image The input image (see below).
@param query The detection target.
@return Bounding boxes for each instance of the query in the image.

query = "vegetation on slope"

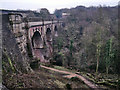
[53,5,119,74]
[53,5,120,89]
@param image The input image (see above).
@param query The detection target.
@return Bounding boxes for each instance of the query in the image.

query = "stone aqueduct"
[8,13,62,63]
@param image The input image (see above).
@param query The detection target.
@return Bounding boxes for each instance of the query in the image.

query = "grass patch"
[53,65,76,73]
[54,80,65,88]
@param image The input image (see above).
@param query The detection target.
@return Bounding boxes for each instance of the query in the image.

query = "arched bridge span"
[28,20,62,62]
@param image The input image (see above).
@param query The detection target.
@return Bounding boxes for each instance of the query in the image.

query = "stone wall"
[2,14,31,73]
[9,14,29,64]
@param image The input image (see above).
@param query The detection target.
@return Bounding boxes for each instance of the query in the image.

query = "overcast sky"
[0,0,119,13]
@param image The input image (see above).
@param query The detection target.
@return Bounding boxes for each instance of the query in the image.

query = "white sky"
[0,0,119,13]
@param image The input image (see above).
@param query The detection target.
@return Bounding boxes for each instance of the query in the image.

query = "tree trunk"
[106,66,109,75]
[96,54,99,73]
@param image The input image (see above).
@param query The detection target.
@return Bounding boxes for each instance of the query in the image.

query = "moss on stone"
[4,52,15,72]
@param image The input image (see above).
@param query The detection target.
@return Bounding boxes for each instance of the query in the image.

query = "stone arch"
[31,31,43,49]
[46,28,52,42]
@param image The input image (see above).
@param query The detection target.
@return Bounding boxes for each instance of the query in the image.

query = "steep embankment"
[3,66,90,89]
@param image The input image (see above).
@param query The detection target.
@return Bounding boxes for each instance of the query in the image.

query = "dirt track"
[41,65,99,89]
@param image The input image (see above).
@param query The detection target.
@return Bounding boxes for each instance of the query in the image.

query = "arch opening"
[46,28,52,42]
[32,31,43,49]
[54,25,57,31]
[54,25,58,37]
